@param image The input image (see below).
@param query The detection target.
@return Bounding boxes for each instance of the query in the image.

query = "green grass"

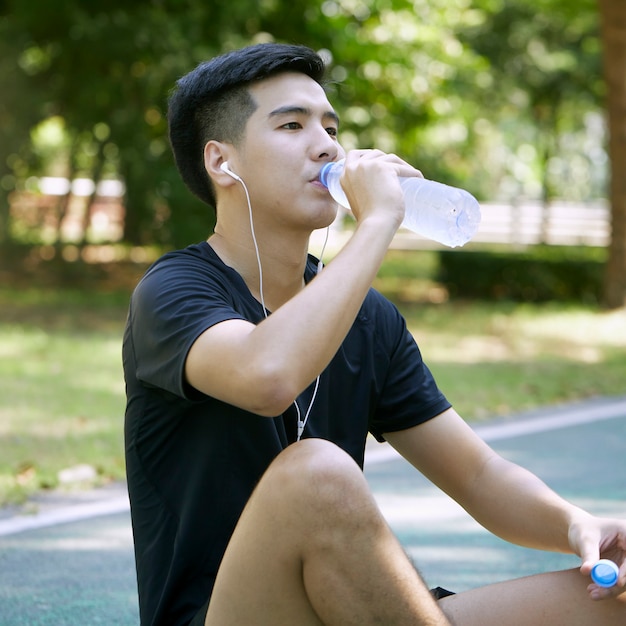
[401,300,626,419]
[0,287,129,504]
[374,250,626,418]
[1,250,625,505]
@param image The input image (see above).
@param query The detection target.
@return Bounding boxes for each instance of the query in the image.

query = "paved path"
[1,396,625,625]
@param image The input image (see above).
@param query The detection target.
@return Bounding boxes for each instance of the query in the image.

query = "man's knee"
[261,439,375,524]
[269,439,363,488]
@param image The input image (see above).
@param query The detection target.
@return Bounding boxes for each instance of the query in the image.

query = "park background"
[0,0,625,505]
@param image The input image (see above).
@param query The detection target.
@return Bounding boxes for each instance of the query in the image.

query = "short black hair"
[168,43,327,208]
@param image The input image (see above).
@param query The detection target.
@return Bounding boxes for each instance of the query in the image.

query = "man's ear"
[204,141,238,187]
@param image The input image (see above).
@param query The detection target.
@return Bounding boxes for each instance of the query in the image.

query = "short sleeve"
[367,296,451,441]
[126,250,248,399]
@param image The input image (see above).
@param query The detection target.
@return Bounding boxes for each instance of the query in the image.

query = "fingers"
[572,517,626,601]
[579,549,601,576]
[345,149,423,179]
[587,582,611,601]
[587,580,626,602]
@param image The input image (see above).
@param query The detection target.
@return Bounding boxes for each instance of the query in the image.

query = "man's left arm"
[383,408,626,597]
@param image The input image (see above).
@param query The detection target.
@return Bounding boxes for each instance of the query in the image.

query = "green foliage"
[0,0,605,249]
[438,246,607,302]
[456,0,603,201]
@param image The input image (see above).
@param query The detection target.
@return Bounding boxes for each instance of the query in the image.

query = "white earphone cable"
[234,175,323,442]
[238,178,267,317]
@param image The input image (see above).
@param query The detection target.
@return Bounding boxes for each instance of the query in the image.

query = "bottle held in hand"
[320,159,481,248]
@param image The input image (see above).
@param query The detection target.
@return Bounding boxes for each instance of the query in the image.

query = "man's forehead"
[249,72,336,117]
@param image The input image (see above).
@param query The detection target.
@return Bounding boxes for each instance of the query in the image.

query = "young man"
[123,43,626,626]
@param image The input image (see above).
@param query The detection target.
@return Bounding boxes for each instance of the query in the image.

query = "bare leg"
[205,438,449,626]
[439,568,626,625]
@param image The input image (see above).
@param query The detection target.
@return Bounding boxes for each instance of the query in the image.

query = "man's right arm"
[184,151,421,416]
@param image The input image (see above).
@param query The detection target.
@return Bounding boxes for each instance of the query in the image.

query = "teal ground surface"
[1,397,625,625]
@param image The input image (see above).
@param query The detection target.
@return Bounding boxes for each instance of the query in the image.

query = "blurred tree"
[458,0,602,210]
[599,0,626,308]
[0,0,619,288]
[2,0,261,247]
[1,0,495,249]
[0,13,46,248]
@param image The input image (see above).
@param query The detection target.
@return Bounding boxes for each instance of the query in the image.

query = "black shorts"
[430,586,456,600]
[188,587,455,625]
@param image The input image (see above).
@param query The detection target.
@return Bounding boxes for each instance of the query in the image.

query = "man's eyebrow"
[268,105,340,125]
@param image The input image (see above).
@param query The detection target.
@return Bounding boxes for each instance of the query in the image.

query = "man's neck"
[208,229,311,312]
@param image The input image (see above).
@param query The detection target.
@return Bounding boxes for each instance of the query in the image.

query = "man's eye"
[326,127,338,137]
[282,122,302,130]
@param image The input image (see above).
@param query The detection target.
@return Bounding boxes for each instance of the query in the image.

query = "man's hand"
[569,513,626,600]
[339,149,423,230]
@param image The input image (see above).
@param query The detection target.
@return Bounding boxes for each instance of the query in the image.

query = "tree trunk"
[599,0,626,309]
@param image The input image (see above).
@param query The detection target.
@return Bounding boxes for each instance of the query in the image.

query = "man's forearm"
[465,454,589,552]
[247,216,399,400]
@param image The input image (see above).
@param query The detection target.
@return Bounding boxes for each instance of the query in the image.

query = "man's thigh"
[203,505,325,626]
[203,443,333,626]
[439,568,626,626]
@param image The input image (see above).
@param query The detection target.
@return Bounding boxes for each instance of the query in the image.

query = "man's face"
[232,72,344,230]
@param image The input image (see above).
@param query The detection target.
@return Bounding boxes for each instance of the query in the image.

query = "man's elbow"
[249,367,302,417]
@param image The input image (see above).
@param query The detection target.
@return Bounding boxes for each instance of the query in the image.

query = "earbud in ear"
[220,161,241,182]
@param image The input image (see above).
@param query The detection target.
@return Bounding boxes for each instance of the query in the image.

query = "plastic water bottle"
[320,159,481,248]
[590,559,619,588]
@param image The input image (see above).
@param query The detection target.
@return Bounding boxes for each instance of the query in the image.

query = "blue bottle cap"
[319,162,333,188]
[319,159,344,189]
[590,559,619,588]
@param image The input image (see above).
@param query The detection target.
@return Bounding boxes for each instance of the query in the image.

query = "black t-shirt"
[123,241,451,626]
